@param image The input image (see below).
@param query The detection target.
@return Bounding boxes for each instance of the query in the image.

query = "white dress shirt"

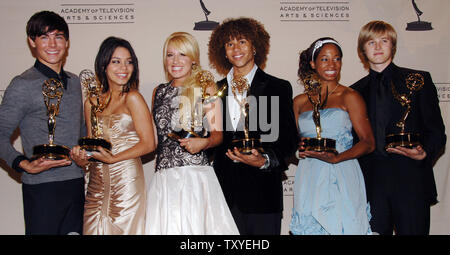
[226,64,258,131]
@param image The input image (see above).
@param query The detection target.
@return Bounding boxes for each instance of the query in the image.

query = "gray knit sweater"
[0,65,85,184]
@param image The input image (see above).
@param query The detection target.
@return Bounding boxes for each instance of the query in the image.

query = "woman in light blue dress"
[290,37,375,235]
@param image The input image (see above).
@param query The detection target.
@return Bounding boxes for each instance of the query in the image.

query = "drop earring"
[192,62,198,71]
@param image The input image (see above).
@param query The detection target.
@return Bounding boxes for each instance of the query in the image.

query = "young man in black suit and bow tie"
[351,20,446,235]
[208,17,299,235]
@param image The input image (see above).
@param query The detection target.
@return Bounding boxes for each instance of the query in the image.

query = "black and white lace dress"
[145,82,239,235]
[152,82,209,172]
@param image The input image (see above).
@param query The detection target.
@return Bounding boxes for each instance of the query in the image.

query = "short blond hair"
[163,32,200,81]
[162,32,217,131]
[357,20,397,69]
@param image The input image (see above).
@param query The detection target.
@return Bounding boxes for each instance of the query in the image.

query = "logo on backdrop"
[436,83,450,102]
[283,175,295,196]
[193,0,219,30]
[280,1,350,22]
[59,3,136,24]
[406,0,433,31]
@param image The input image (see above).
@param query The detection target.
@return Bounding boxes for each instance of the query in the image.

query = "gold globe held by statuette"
[385,72,424,149]
[299,73,337,154]
[32,78,70,160]
[168,69,225,142]
[78,69,112,153]
[229,77,264,155]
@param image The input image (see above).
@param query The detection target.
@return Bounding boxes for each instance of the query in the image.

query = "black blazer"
[213,68,299,213]
[351,63,446,205]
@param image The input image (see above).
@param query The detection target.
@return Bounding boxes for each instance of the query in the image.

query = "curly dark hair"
[298,37,342,82]
[208,17,270,76]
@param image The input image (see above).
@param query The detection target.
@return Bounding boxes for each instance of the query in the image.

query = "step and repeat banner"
[0,0,449,234]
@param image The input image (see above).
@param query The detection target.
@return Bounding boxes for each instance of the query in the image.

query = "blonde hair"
[163,32,200,81]
[357,20,397,69]
[163,32,215,130]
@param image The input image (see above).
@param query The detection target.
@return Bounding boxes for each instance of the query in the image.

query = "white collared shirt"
[226,64,258,130]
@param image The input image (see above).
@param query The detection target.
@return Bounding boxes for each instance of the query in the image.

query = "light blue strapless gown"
[290,108,371,235]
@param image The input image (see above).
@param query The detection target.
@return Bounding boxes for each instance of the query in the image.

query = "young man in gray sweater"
[0,11,86,235]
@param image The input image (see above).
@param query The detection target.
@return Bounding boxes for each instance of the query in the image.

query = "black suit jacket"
[350,63,446,205]
[213,68,299,213]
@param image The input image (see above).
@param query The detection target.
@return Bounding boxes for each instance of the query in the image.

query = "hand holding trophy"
[299,73,337,154]
[168,69,226,140]
[229,76,264,154]
[32,79,71,160]
[78,69,112,154]
[385,73,424,149]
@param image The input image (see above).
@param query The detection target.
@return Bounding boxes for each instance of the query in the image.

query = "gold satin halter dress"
[83,113,146,235]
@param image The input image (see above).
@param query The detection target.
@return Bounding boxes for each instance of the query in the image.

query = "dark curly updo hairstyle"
[298,37,343,82]
[208,17,270,76]
[95,36,139,94]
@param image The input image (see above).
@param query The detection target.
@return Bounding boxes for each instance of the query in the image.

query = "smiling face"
[310,43,342,83]
[105,46,134,89]
[363,32,393,72]
[28,29,68,73]
[224,37,255,77]
[165,43,195,86]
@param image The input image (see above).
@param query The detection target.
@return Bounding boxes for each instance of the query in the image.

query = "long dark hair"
[298,37,343,82]
[95,36,139,94]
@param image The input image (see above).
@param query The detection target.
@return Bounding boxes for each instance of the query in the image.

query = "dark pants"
[22,178,85,235]
[370,190,430,235]
[230,204,282,235]
[367,157,430,235]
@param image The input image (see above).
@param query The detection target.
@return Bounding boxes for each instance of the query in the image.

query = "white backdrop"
[0,0,449,234]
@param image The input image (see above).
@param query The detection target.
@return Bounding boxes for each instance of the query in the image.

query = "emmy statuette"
[193,0,219,31]
[385,73,424,149]
[168,70,226,141]
[32,78,71,160]
[406,0,433,31]
[77,69,112,153]
[229,76,264,155]
[299,73,337,154]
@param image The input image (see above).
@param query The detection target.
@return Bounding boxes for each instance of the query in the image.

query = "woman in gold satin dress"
[71,36,156,235]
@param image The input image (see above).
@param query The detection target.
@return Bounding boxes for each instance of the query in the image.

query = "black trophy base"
[78,137,112,151]
[193,20,219,31]
[406,21,433,31]
[300,137,337,154]
[32,144,70,161]
[168,129,208,141]
[385,132,420,149]
[230,138,264,155]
